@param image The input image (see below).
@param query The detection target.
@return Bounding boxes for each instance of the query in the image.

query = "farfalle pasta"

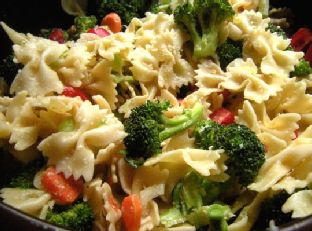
[0,1,312,231]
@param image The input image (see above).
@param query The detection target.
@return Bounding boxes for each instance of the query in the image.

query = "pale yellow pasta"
[86,59,118,110]
[237,100,300,156]
[195,60,227,91]
[127,12,194,90]
[38,100,126,181]
[228,191,269,231]
[144,148,227,177]
[222,58,285,103]
[282,190,312,218]
[229,0,260,12]
[249,126,312,192]
[266,78,312,115]
[55,44,92,87]
[0,188,54,218]
[139,201,161,231]
[228,10,269,39]
[83,179,122,231]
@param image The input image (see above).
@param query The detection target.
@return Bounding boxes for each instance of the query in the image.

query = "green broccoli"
[194,121,265,187]
[9,157,46,189]
[160,171,231,229]
[266,23,288,39]
[252,191,292,230]
[0,53,23,83]
[174,0,235,59]
[290,59,312,77]
[123,101,203,167]
[194,120,224,151]
[74,15,97,34]
[150,0,172,14]
[216,39,243,71]
[46,201,94,231]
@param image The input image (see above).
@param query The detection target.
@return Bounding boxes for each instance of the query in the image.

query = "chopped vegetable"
[121,194,142,231]
[304,43,312,66]
[58,118,75,132]
[209,108,235,125]
[9,157,45,189]
[160,171,231,229]
[87,27,110,37]
[123,101,203,167]
[194,121,265,186]
[186,204,232,229]
[266,22,287,39]
[46,201,94,231]
[61,86,89,101]
[216,39,243,70]
[41,166,84,205]
[48,28,67,43]
[290,59,312,77]
[101,13,122,33]
[97,0,152,26]
[173,0,235,58]
[74,15,97,34]
[291,27,312,52]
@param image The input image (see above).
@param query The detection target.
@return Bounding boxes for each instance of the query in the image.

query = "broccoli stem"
[194,10,218,58]
[159,103,203,141]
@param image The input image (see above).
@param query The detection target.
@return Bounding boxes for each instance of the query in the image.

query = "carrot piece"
[41,166,84,205]
[101,13,122,33]
[121,194,142,231]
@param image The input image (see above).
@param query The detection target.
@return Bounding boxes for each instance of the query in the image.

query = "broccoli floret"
[253,191,292,230]
[194,121,265,187]
[290,59,312,77]
[124,101,203,167]
[0,53,23,83]
[216,39,243,71]
[194,120,224,151]
[46,202,94,231]
[266,23,288,39]
[74,15,97,34]
[221,124,265,186]
[9,157,46,189]
[160,171,231,229]
[174,0,235,59]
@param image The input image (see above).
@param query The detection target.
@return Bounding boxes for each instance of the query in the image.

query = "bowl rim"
[1,200,312,231]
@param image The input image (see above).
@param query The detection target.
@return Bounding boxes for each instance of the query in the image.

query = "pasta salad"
[0,0,312,231]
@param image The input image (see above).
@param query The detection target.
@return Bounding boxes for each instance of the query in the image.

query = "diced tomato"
[101,13,122,33]
[87,27,110,37]
[209,108,235,125]
[304,43,312,66]
[291,28,312,52]
[121,195,142,231]
[41,166,84,205]
[109,195,120,211]
[49,28,66,44]
[61,86,89,101]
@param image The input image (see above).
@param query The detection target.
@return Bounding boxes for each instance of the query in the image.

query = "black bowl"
[0,0,312,230]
